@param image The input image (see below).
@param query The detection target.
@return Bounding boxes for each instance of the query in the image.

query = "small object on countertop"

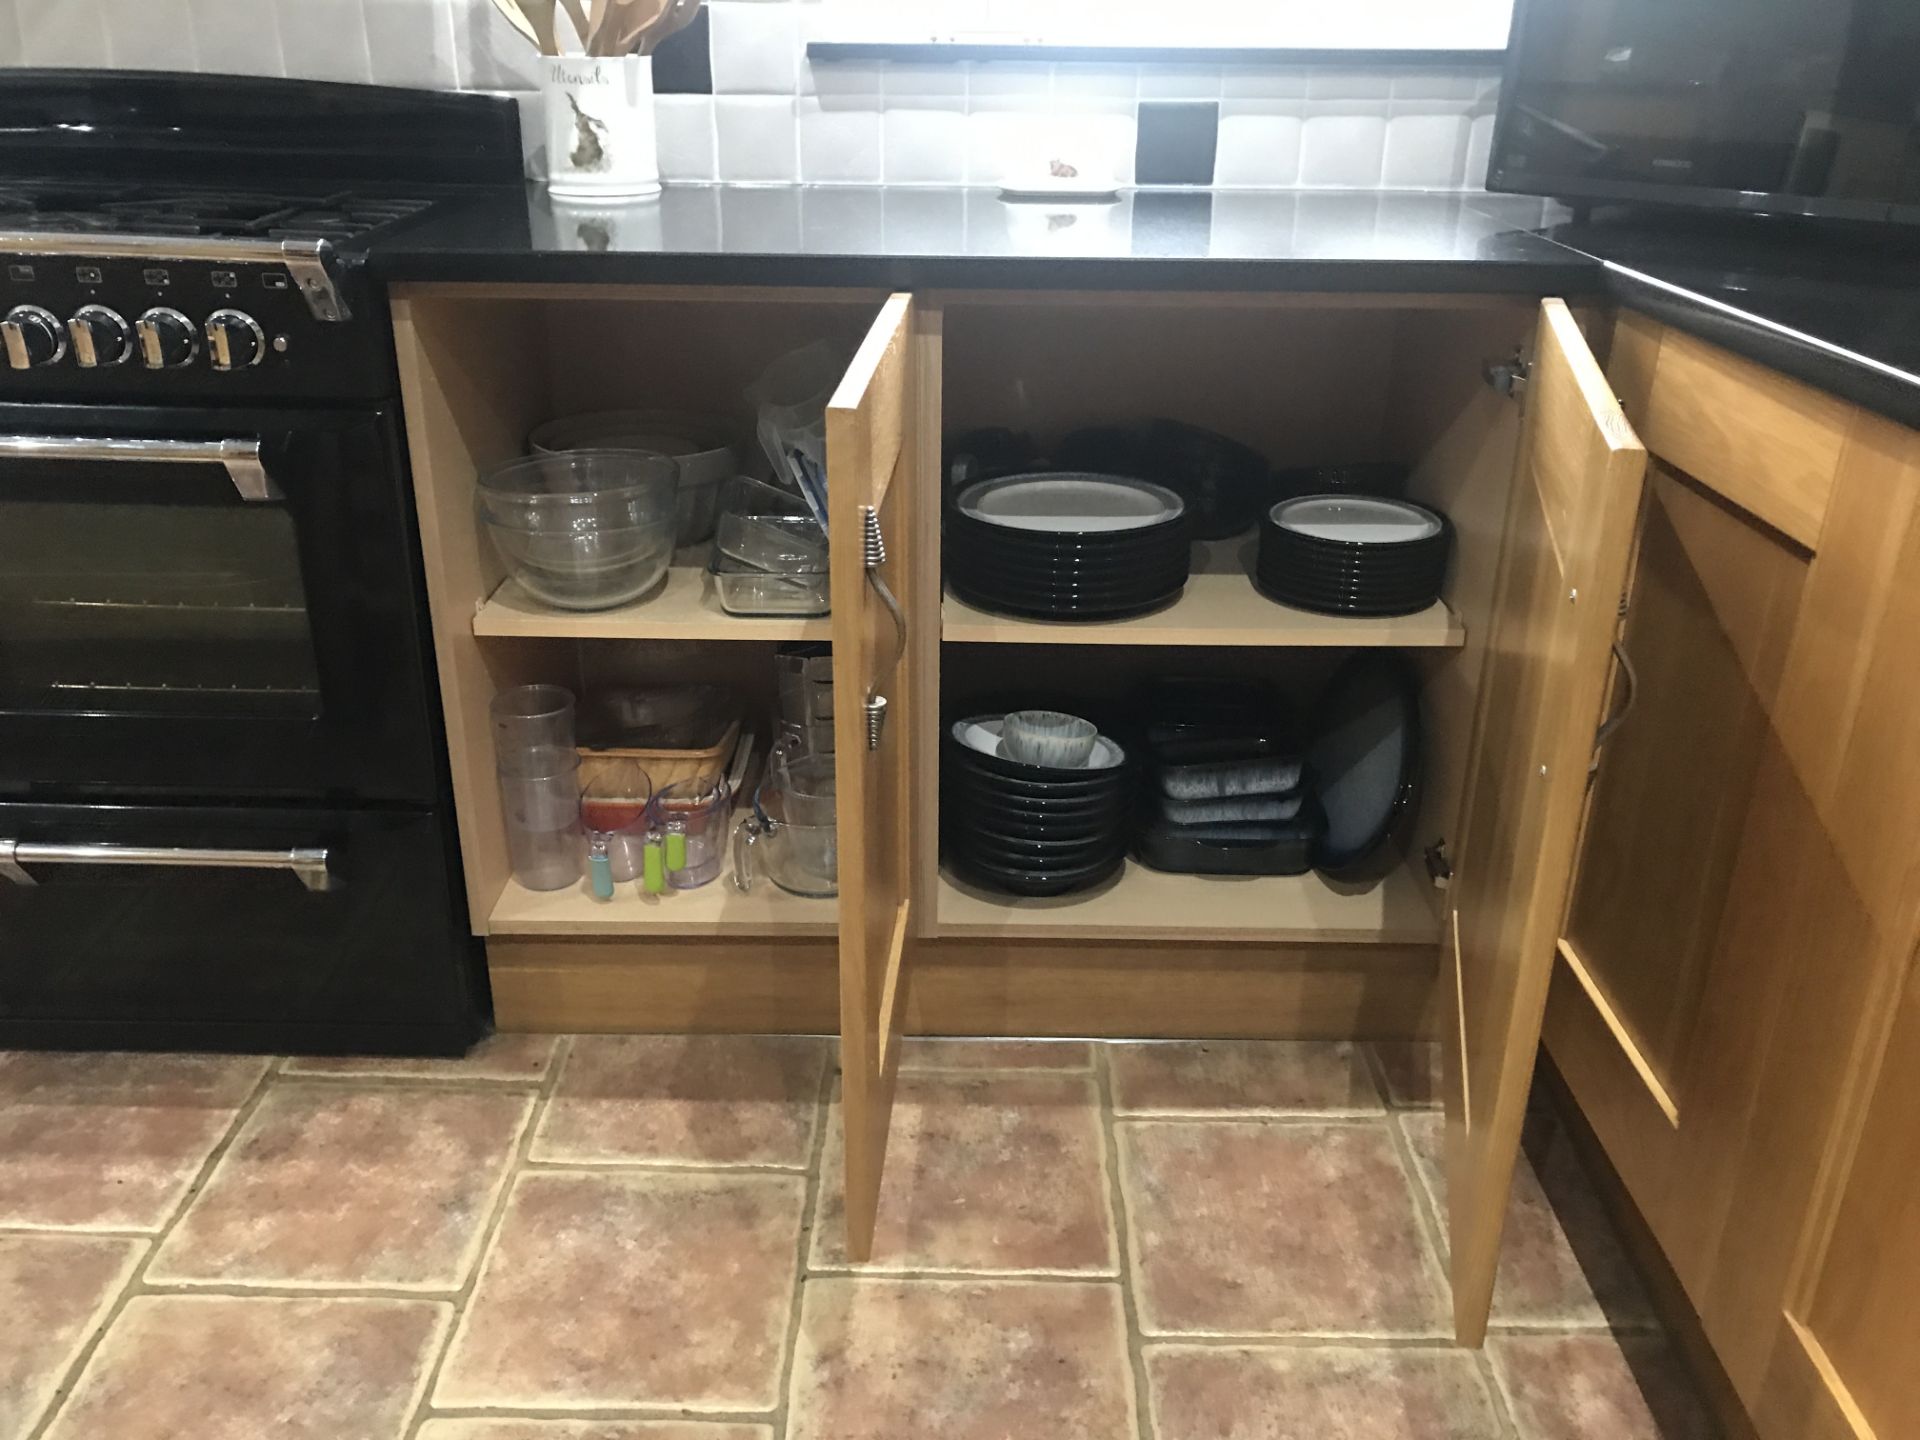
[1158,756,1303,801]
[1001,710,1099,769]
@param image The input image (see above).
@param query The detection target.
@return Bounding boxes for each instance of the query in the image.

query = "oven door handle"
[0,839,333,892]
[0,434,280,502]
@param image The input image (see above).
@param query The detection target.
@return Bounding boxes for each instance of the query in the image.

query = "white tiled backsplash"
[1,0,1501,190]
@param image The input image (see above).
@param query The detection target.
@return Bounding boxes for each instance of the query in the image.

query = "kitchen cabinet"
[386,280,1646,1318]
[1543,316,1920,1440]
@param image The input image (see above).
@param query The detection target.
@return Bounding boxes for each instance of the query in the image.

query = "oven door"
[0,800,483,1054]
[0,404,439,802]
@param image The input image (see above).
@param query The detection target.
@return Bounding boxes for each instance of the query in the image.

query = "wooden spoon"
[556,0,591,52]
[604,0,672,56]
[517,0,559,54]
[639,0,703,55]
[490,0,538,48]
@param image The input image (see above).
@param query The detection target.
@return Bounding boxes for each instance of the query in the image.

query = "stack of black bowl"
[1271,461,1409,501]
[1255,494,1451,617]
[942,715,1133,896]
[946,472,1191,622]
[1144,420,1271,539]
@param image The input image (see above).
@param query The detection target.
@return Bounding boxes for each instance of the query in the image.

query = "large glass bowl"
[478,451,678,610]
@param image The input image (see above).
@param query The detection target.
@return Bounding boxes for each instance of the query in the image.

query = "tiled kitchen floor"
[0,1035,1718,1440]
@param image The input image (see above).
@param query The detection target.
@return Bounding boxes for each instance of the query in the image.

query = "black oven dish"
[0,73,523,1054]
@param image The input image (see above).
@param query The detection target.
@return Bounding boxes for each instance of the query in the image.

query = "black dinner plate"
[945,848,1126,898]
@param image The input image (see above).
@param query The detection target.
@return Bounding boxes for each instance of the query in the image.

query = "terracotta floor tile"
[898,1039,1095,1071]
[434,1170,804,1412]
[0,1233,144,1439]
[281,1033,560,1083]
[1120,1119,1448,1336]
[1491,1333,1718,1440]
[418,1426,771,1440]
[1399,1111,1654,1328]
[40,1295,447,1440]
[811,1071,1117,1274]
[0,1052,267,1230]
[147,1084,531,1290]
[1370,1041,1444,1109]
[1147,1343,1504,1440]
[786,1278,1135,1440]
[1108,1040,1383,1116]
[531,1035,827,1169]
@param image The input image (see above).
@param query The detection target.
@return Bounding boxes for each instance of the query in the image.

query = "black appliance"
[0,72,523,1055]
[1489,0,1920,224]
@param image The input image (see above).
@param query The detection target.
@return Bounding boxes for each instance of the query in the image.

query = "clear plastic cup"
[497,744,583,891]
[492,684,576,763]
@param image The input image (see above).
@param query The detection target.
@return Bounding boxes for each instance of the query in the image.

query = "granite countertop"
[369,183,1920,429]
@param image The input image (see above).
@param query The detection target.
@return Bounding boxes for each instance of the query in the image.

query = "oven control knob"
[2,305,68,370]
[135,307,200,369]
[204,309,267,371]
[68,305,134,368]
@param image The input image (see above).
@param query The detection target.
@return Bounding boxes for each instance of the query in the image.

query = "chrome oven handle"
[0,434,280,502]
[0,839,333,892]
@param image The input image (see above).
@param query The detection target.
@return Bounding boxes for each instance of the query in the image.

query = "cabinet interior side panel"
[1386,304,1534,914]
[392,293,561,931]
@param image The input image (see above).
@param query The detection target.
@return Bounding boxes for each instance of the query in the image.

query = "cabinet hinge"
[1424,841,1453,890]
[1483,349,1531,400]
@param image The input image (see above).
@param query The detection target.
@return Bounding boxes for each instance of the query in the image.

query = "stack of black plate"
[946,472,1191,621]
[1145,420,1270,539]
[942,716,1133,896]
[1255,494,1451,617]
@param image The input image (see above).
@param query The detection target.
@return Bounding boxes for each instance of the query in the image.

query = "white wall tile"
[882,106,966,183]
[100,0,197,72]
[799,96,881,182]
[710,1,800,94]
[365,0,459,89]
[16,0,109,66]
[715,95,798,181]
[1299,107,1387,188]
[1053,63,1136,113]
[657,94,718,181]
[968,60,1051,105]
[185,0,285,75]
[1391,69,1480,101]
[881,61,966,104]
[1306,69,1392,101]
[1214,105,1304,188]
[277,0,374,84]
[1222,65,1309,100]
[455,0,542,92]
[1382,112,1469,189]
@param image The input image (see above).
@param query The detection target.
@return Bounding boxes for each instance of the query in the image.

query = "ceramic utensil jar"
[544,54,661,200]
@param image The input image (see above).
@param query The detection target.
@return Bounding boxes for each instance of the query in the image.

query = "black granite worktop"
[369,186,1587,293]
[369,183,1920,429]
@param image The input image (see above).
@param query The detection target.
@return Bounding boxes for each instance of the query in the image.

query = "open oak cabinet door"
[826,294,930,1260]
[1444,298,1648,1344]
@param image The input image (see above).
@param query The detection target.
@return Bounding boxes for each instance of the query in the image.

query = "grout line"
[1479,1340,1526,1440]
[1094,1045,1158,1440]
[23,1054,278,1440]
[402,1034,575,1440]
[773,1046,838,1440]
[421,1403,786,1425]
[1385,1109,1456,1299]
[520,1157,815,1176]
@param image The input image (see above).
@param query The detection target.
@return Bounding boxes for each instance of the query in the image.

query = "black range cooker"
[0,71,522,1054]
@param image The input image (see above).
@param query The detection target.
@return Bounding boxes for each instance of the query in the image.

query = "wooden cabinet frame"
[392,282,1655,1343]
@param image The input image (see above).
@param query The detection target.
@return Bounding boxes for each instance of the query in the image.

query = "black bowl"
[942,771,1134,814]
[945,848,1126,898]
[952,829,1127,868]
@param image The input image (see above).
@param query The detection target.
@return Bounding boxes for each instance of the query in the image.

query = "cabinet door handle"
[1589,640,1637,777]
[0,839,333,891]
[0,433,279,502]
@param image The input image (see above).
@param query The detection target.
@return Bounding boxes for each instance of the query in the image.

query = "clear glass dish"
[708,552,830,617]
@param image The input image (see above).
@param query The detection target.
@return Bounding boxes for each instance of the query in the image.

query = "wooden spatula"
[517,0,559,54]
[490,0,538,48]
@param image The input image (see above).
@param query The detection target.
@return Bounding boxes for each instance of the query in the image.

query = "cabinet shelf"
[934,860,1442,943]
[940,540,1463,648]
[473,563,832,643]
[489,867,837,937]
